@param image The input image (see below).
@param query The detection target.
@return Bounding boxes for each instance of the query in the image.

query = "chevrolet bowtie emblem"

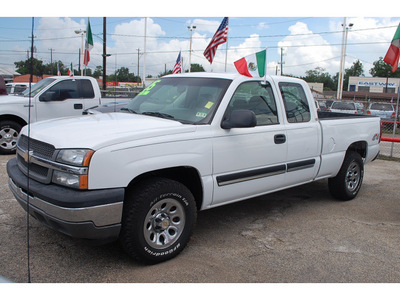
[21,150,34,163]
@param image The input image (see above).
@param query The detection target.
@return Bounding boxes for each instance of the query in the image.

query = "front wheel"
[120,177,197,263]
[328,151,364,201]
[0,121,22,155]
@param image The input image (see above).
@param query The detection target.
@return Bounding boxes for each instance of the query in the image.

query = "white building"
[348,76,400,94]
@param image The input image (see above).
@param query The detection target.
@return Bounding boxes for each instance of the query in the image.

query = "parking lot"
[1,153,400,284]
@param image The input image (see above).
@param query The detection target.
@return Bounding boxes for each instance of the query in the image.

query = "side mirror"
[221,109,257,129]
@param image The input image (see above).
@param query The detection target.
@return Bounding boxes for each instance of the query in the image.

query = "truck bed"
[317,111,374,120]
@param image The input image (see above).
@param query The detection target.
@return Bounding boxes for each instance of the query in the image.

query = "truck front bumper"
[7,158,125,242]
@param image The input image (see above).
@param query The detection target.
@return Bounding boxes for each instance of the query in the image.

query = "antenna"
[26,17,35,283]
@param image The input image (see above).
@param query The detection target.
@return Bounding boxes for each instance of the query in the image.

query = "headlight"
[52,171,83,189]
[52,149,94,189]
[56,149,94,166]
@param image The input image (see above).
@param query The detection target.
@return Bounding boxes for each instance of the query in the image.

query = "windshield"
[22,78,56,97]
[124,76,232,124]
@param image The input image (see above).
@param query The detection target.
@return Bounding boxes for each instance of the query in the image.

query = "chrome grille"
[18,135,55,159]
[16,135,57,183]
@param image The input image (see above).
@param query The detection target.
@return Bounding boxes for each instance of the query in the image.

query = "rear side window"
[279,82,310,123]
[80,79,95,98]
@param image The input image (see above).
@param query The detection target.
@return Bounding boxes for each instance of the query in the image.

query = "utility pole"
[279,48,285,76]
[143,17,147,87]
[137,48,140,77]
[102,17,107,93]
[48,48,54,74]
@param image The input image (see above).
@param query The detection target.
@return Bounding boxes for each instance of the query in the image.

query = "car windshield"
[124,76,232,124]
[332,102,355,110]
[22,78,56,97]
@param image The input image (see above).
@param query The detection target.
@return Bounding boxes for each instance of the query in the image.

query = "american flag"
[203,17,229,64]
[173,51,182,74]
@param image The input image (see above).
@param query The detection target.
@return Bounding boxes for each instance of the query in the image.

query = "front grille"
[16,135,57,183]
[18,135,55,159]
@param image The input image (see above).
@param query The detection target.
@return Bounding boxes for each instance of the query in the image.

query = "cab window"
[226,81,279,126]
[279,82,310,123]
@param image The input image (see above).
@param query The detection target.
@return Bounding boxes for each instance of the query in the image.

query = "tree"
[92,66,103,78]
[370,57,400,77]
[15,58,45,76]
[186,63,205,73]
[107,67,141,83]
[343,60,364,91]
[301,67,335,91]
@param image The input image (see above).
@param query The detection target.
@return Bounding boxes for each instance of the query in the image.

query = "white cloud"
[277,22,339,76]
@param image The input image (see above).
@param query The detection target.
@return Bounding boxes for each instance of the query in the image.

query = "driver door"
[35,79,95,122]
[212,80,288,205]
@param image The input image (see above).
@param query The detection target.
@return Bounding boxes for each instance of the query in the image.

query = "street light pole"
[75,29,86,76]
[337,19,353,100]
[187,25,196,72]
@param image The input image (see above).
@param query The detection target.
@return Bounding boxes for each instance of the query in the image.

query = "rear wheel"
[0,121,22,155]
[120,177,197,263]
[328,151,364,201]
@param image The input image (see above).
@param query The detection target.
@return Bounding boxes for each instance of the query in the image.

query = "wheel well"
[0,115,27,128]
[126,166,203,210]
[347,141,367,158]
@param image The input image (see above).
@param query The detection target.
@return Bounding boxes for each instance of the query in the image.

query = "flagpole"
[224,31,228,72]
[390,86,400,156]
[263,47,268,84]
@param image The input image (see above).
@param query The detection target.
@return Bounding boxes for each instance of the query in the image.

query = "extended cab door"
[277,80,322,186]
[35,78,97,122]
[212,80,288,205]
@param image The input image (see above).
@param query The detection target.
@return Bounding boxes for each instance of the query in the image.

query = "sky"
[1,0,400,79]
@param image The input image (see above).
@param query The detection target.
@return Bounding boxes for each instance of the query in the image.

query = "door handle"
[274,134,286,144]
[74,103,83,109]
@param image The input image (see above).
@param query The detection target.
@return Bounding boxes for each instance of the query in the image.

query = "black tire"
[0,120,22,155]
[328,151,364,201]
[120,177,197,263]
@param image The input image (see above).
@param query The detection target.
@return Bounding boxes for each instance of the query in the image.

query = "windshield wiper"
[120,107,138,114]
[142,111,175,119]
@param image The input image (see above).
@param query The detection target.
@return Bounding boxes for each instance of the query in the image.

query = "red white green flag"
[83,19,94,66]
[234,49,266,77]
[384,23,400,72]
[67,62,74,77]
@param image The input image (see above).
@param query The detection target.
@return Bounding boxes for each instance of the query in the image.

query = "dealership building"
[348,76,400,94]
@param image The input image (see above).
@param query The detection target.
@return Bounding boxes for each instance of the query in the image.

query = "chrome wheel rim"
[345,161,361,192]
[144,198,186,250]
[0,127,18,150]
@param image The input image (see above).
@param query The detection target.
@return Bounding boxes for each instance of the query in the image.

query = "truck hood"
[0,94,26,104]
[22,112,197,149]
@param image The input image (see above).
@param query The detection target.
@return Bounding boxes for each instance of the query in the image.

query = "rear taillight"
[367,110,371,115]
[391,112,395,118]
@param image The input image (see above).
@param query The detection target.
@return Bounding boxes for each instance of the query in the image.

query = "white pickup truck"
[7,73,381,263]
[0,76,103,154]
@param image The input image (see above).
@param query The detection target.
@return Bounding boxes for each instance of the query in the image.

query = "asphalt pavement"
[1,153,400,284]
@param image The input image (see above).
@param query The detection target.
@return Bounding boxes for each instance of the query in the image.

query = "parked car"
[328,101,358,114]
[5,82,34,95]
[366,103,396,121]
